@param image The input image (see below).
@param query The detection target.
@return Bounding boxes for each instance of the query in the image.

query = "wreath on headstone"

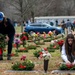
[59,63,75,70]
[20,32,29,47]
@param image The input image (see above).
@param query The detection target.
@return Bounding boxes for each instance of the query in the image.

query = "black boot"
[0,55,3,60]
[7,54,11,60]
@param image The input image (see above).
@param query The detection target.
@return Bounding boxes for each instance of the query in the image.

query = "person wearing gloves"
[0,12,15,60]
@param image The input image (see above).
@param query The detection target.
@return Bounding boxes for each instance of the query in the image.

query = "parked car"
[24,23,64,35]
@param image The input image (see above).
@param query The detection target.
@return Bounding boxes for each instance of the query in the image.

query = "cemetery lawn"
[0,26,75,75]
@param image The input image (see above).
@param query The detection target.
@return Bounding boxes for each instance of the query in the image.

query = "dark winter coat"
[0,18,15,38]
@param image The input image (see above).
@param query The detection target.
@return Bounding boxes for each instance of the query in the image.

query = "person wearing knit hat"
[0,12,4,21]
[0,12,15,60]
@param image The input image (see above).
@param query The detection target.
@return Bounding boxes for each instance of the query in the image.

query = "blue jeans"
[67,27,71,34]
[7,36,14,55]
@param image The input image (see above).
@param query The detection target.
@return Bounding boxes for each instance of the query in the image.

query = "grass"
[0,26,75,75]
[0,49,61,75]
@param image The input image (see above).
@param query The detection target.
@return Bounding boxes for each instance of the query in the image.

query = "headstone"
[51,70,75,74]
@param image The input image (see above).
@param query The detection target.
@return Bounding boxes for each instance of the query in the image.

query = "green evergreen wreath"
[20,32,29,40]
[12,59,35,70]
[59,63,75,70]
[0,34,6,49]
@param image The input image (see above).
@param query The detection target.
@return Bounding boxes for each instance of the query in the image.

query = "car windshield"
[30,23,52,27]
[44,23,52,27]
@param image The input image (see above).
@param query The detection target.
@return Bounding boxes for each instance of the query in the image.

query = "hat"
[0,12,4,21]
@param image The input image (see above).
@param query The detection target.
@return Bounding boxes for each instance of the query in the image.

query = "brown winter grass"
[0,26,75,75]
[0,49,62,75]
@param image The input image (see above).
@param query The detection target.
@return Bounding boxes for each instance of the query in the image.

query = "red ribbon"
[0,48,2,55]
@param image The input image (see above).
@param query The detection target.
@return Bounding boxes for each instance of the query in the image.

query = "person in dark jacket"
[0,12,15,60]
[66,19,73,34]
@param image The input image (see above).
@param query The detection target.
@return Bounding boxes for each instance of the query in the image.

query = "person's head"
[0,12,4,23]
[67,19,70,21]
[65,34,75,55]
[66,34,74,46]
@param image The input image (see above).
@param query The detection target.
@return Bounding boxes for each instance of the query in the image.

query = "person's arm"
[61,45,69,62]
[72,60,75,65]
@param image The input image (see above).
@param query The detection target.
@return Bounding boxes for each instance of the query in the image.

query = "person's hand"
[5,36,9,42]
[66,61,71,65]
[66,61,73,68]
[72,62,75,66]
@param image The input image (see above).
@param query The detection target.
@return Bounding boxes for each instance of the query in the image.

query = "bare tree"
[33,0,55,16]
[7,0,39,32]
[8,0,26,21]
[2,0,75,21]
[47,0,64,16]
[62,0,75,16]
[0,0,5,11]
[8,0,38,21]
[23,0,38,22]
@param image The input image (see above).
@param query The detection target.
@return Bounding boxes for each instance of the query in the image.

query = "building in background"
[34,16,75,26]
